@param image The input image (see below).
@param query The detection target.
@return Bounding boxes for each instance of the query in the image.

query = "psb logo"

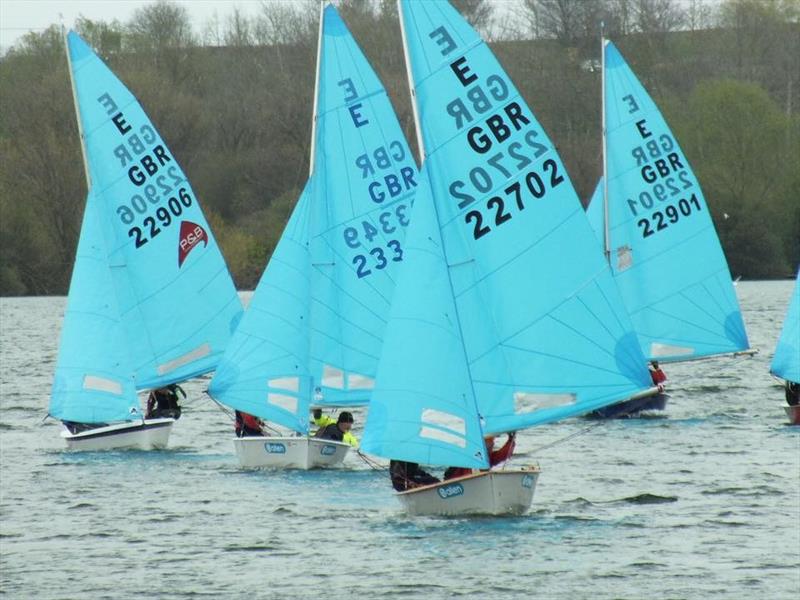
[264,442,286,454]
[522,474,534,488]
[178,220,208,267]
[437,484,464,499]
[320,445,337,456]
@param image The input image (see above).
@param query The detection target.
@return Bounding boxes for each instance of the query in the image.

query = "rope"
[356,450,386,471]
[528,420,606,455]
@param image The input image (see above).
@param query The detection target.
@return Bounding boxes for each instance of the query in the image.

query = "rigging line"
[528,420,610,455]
[356,450,385,471]
[208,394,235,420]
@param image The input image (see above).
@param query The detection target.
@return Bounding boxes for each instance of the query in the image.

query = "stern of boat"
[233,436,350,469]
[61,418,174,451]
[396,467,540,517]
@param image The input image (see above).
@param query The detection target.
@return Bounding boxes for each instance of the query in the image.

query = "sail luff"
[308,0,325,176]
[398,0,426,163]
[64,30,92,191]
[396,0,490,446]
[601,35,610,261]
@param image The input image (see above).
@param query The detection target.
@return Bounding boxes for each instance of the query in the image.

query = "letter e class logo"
[178,221,208,267]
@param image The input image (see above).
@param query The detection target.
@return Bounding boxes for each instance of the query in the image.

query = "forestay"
[209,5,419,432]
[586,177,604,243]
[770,270,800,384]
[50,32,242,423]
[601,40,749,362]
[362,0,653,467]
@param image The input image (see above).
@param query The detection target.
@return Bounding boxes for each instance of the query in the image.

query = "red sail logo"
[178,221,208,267]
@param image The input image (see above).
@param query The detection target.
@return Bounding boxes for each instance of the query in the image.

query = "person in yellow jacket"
[311,409,359,448]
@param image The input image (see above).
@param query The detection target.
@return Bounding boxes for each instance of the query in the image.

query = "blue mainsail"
[602,40,749,362]
[771,270,800,384]
[209,4,418,432]
[50,32,242,423]
[362,0,653,468]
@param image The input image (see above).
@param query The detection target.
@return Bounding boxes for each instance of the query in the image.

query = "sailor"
[234,411,265,437]
[389,460,440,491]
[314,411,359,447]
[649,361,667,391]
[786,381,800,406]
[444,432,516,480]
[145,384,184,419]
[311,407,336,429]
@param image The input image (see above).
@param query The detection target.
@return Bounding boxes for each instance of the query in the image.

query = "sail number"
[128,187,194,248]
[449,129,547,209]
[637,194,701,238]
[626,170,693,216]
[342,202,410,278]
[465,159,564,240]
[352,240,403,278]
[116,165,185,224]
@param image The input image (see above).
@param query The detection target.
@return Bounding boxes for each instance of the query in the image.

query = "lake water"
[1,281,798,599]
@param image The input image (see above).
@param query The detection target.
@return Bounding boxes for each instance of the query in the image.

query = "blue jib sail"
[49,32,242,423]
[602,40,749,362]
[209,4,418,432]
[771,270,800,384]
[362,0,653,468]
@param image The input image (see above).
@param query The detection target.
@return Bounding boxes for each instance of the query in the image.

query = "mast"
[308,0,325,176]
[397,0,426,164]
[396,0,490,446]
[601,28,610,262]
[64,28,92,191]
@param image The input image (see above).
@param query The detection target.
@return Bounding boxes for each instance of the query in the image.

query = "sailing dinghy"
[584,38,754,417]
[360,0,658,517]
[208,4,420,469]
[49,32,243,451]
[770,271,800,425]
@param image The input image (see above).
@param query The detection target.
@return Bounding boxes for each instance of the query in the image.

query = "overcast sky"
[0,0,270,51]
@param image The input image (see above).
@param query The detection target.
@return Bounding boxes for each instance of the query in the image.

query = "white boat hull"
[785,404,800,426]
[233,436,350,469]
[61,418,174,451]
[396,468,540,516]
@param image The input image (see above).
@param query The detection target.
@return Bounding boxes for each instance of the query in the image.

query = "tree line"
[0,0,797,295]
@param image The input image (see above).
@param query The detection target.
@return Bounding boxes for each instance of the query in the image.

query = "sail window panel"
[267,393,298,414]
[157,343,211,376]
[268,376,300,393]
[347,373,374,390]
[322,365,345,389]
[616,245,633,272]
[419,426,467,448]
[514,392,576,413]
[421,408,466,435]
[650,342,694,358]
[82,375,123,396]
